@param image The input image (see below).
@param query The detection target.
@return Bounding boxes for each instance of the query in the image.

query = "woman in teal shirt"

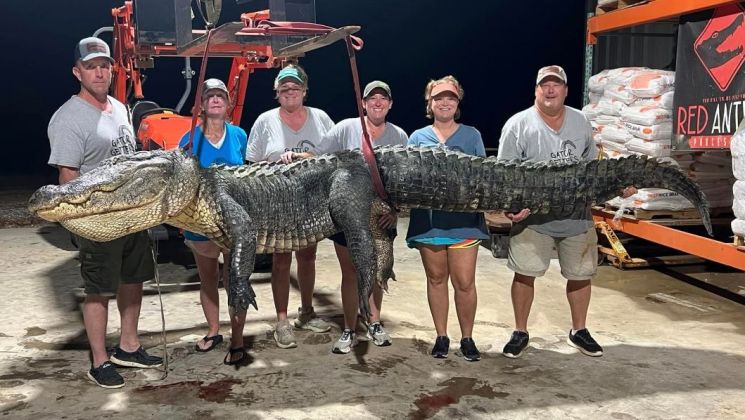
[406,75,489,362]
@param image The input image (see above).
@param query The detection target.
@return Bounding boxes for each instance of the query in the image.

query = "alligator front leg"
[219,197,258,313]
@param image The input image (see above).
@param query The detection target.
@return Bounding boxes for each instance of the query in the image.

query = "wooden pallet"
[595,0,647,15]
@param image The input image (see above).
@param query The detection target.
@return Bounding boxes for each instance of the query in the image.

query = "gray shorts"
[506,226,598,280]
[77,231,155,296]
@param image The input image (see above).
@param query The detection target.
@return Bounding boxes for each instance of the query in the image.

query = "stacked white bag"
[584,67,675,159]
[730,126,745,239]
[584,67,691,211]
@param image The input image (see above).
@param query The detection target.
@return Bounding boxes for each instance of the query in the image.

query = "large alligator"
[29,146,710,316]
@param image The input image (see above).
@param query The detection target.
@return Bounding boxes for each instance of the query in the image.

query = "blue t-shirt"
[179,123,247,240]
[405,124,490,245]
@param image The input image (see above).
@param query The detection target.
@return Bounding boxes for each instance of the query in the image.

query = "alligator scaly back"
[375,146,711,235]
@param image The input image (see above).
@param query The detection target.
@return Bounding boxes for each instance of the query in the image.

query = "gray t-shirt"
[48,95,136,175]
[314,117,408,154]
[497,105,597,237]
[246,107,334,162]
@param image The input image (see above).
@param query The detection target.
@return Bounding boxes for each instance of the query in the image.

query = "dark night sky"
[1,1,587,180]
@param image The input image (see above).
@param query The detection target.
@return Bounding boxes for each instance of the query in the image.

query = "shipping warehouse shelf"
[587,0,741,43]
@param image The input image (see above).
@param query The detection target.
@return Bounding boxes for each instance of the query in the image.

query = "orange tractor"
[103,0,361,151]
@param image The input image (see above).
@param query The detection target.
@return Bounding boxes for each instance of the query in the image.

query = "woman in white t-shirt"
[246,64,334,349]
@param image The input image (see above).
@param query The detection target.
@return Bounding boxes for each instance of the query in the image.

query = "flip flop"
[223,347,248,365]
[195,334,223,352]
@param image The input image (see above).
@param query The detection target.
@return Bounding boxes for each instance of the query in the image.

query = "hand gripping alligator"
[29,146,711,318]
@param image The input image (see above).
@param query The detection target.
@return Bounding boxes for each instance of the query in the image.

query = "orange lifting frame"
[586,0,745,270]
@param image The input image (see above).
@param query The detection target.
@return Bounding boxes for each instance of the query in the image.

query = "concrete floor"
[2,220,745,419]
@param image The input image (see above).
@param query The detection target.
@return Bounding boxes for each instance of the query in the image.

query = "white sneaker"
[332,329,358,354]
[294,307,331,333]
[366,322,392,346]
[273,319,297,349]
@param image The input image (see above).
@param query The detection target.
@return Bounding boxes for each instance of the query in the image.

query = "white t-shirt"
[314,117,408,154]
[497,105,596,237]
[48,95,135,175]
[246,107,333,162]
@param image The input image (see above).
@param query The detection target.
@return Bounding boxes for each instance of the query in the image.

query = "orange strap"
[344,35,387,201]
[184,28,215,153]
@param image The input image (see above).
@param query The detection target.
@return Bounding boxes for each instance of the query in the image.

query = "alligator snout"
[27,184,62,215]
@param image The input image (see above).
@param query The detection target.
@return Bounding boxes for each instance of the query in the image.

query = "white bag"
[621,105,672,126]
[623,121,673,141]
[627,70,675,98]
[626,137,672,157]
[731,218,745,237]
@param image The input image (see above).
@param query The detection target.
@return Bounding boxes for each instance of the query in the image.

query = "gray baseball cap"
[202,78,229,98]
[363,81,392,99]
[74,37,114,64]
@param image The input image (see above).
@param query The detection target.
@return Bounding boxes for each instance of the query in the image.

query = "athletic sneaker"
[502,331,530,359]
[110,346,163,368]
[332,329,358,354]
[366,322,392,347]
[431,336,450,358]
[294,307,332,333]
[459,337,481,362]
[87,361,124,389]
[567,329,603,357]
[274,319,298,349]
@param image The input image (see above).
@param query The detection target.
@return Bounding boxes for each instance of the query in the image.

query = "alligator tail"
[375,147,711,235]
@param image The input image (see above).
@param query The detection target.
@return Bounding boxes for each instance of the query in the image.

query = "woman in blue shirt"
[406,75,489,362]
[178,78,248,365]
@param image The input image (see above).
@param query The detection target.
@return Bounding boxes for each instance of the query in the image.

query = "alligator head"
[29,150,200,241]
[696,13,744,69]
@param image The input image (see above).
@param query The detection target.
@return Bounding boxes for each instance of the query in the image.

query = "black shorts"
[76,231,155,296]
[328,231,347,247]
[328,228,398,248]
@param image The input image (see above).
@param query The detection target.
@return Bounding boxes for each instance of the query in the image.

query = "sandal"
[223,347,248,365]
[195,334,223,352]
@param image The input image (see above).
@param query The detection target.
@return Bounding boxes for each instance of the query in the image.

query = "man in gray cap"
[497,65,608,359]
[47,36,162,388]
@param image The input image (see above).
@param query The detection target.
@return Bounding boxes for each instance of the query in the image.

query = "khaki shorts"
[185,239,225,259]
[77,231,155,296]
[507,226,598,280]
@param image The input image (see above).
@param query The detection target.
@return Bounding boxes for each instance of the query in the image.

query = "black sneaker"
[567,329,603,357]
[110,346,163,368]
[87,361,124,389]
[502,330,530,358]
[431,336,449,358]
[459,337,481,362]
